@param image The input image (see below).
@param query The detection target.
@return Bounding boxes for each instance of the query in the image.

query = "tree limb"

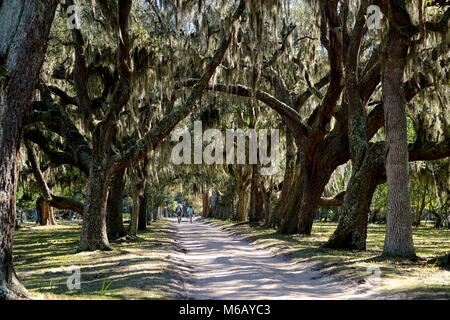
[25,141,84,215]
[113,0,246,172]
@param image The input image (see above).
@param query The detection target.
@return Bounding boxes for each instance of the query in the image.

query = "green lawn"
[13,219,184,300]
[203,219,450,299]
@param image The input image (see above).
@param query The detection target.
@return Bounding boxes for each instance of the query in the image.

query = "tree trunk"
[413,207,422,227]
[202,191,210,217]
[36,198,56,226]
[262,179,273,225]
[130,173,144,236]
[248,166,264,223]
[79,167,111,251]
[325,3,375,250]
[234,167,251,222]
[106,168,126,241]
[209,191,221,218]
[0,0,58,299]
[325,147,385,249]
[278,158,303,234]
[413,185,427,227]
[249,188,264,223]
[79,135,112,251]
[431,212,443,228]
[235,188,249,221]
[297,171,326,234]
[130,192,140,236]
[153,207,159,221]
[382,19,415,258]
[26,142,58,225]
[273,132,296,227]
[138,191,147,231]
[297,177,325,235]
[279,154,328,235]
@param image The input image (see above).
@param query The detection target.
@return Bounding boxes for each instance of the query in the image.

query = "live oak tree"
[0,0,58,300]
[326,0,449,251]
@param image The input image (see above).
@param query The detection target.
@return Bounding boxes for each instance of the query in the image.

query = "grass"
[202,218,450,299]
[12,217,449,300]
[13,219,184,300]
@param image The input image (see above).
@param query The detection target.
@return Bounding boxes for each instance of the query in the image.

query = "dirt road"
[172,218,376,300]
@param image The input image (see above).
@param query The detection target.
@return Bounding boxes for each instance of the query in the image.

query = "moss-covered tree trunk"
[324,1,374,249]
[0,0,58,299]
[77,0,133,251]
[325,146,385,249]
[79,128,112,251]
[79,166,111,251]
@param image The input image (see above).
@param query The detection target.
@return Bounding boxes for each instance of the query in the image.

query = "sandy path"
[172,217,376,300]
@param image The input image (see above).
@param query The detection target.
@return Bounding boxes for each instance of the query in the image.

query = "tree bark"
[77,0,132,251]
[272,132,296,227]
[324,1,373,249]
[202,192,210,217]
[278,159,303,234]
[106,168,126,240]
[209,191,220,218]
[0,0,58,299]
[326,146,385,249]
[79,168,111,250]
[297,170,328,234]
[248,165,264,223]
[79,128,112,251]
[138,191,148,231]
[36,198,57,226]
[413,184,427,227]
[234,165,251,222]
[235,188,249,222]
[382,8,416,258]
[279,157,331,235]
[262,183,272,225]
[130,167,144,236]
[130,192,139,236]
[27,142,57,226]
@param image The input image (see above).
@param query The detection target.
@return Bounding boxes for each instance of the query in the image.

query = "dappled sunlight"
[173,218,374,300]
[202,219,450,299]
[13,220,184,300]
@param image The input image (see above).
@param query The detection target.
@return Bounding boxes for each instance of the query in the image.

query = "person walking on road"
[176,204,183,224]
[187,205,195,223]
